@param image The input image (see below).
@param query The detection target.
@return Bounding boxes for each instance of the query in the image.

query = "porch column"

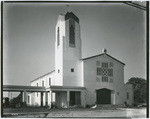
[23,90,27,107]
[49,90,52,108]
[67,90,70,107]
[45,92,48,106]
[113,91,115,105]
[111,90,115,105]
[41,92,43,107]
[81,90,86,107]
[20,91,23,107]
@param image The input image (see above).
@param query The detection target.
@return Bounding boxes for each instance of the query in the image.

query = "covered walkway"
[3,85,86,108]
[3,85,47,107]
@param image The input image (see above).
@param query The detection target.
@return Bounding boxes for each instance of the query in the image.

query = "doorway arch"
[96,88,111,104]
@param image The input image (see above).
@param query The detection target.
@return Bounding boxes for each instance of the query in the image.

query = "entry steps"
[91,104,125,109]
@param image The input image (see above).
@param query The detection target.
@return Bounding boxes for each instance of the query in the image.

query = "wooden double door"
[96,88,111,104]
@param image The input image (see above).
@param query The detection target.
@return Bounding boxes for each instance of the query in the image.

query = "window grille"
[96,62,114,83]
[69,25,75,47]
[102,77,108,82]
[108,69,113,77]
[97,68,102,75]
[102,62,108,68]
[69,19,75,47]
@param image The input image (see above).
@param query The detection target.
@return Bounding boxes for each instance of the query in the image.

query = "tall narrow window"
[57,27,60,46]
[42,81,44,87]
[102,62,108,68]
[69,25,75,47]
[102,77,108,82]
[108,69,113,77]
[97,68,102,75]
[49,78,51,86]
[37,83,38,97]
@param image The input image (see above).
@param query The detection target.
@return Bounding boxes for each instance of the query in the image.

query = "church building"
[28,12,133,108]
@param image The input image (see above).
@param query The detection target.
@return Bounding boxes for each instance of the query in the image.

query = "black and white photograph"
[2,1,148,118]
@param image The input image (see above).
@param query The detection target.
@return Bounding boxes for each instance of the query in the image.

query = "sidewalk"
[3,107,146,118]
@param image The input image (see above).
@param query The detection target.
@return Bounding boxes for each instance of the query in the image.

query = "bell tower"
[55,12,83,86]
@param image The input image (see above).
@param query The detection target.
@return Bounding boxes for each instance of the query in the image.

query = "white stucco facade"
[29,12,134,108]
[82,54,130,106]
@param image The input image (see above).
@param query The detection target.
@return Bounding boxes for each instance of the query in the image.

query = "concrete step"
[94,104,125,109]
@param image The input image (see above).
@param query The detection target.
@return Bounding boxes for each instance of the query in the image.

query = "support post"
[111,90,115,105]
[20,92,23,107]
[23,90,27,107]
[45,92,48,107]
[113,91,115,105]
[41,92,43,107]
[67,90,70,107]
[49,90,52,108]
[81,90,86,107]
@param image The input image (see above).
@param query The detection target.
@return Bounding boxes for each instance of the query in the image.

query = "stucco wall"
[55,15,65,86]
[83,54,126,106]
[124,84,134,105]
[30,71,55,106]
[62,18,82,87]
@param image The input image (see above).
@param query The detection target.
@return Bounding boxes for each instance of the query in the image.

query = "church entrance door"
[70,91,81,106]
[96,88,111,104]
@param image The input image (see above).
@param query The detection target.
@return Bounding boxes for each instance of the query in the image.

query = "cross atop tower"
[66,5,71,12]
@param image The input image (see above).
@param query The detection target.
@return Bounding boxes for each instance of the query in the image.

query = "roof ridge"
[81,53,125,65]
[30,70,55,83]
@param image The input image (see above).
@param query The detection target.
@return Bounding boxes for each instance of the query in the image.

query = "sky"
[3,2,146,86]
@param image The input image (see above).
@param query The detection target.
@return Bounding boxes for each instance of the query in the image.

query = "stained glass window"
[96,62,114,83]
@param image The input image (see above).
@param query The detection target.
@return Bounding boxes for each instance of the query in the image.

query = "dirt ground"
[3,107,146,118]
